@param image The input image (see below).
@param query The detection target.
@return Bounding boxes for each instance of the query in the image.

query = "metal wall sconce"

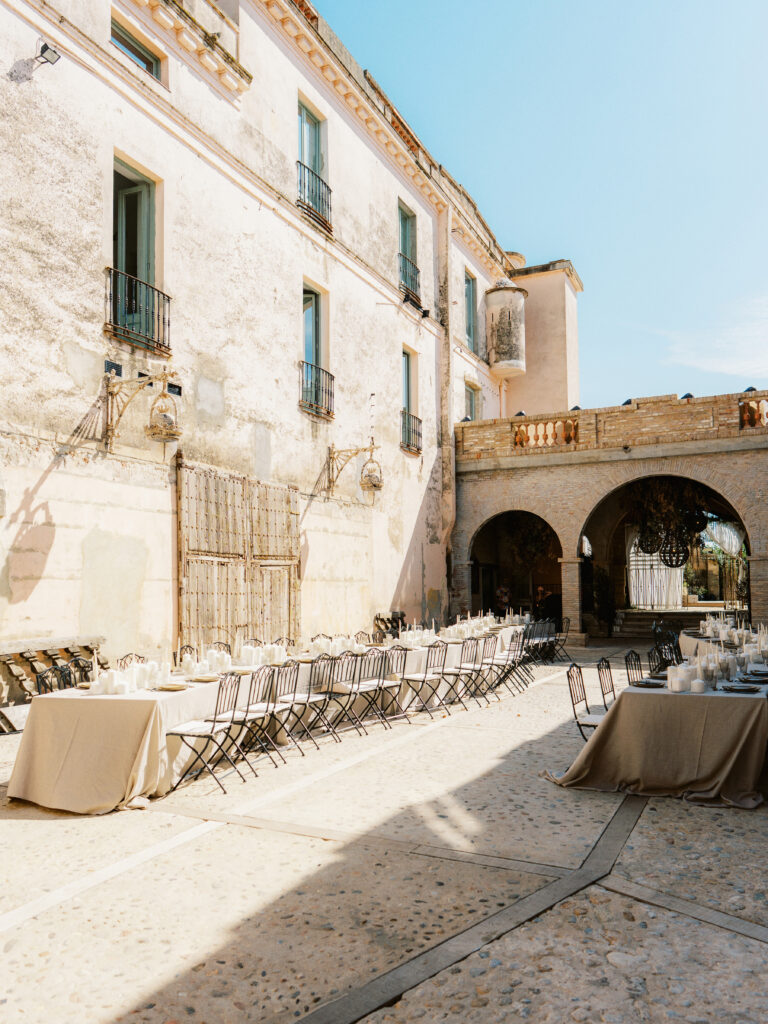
[104,367,182,452]
[37,42,61,65]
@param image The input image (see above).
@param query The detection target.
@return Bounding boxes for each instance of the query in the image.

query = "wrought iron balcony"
[398,252,420,302]
[299,360,334,418]
[105,267,171,355]
[297,161,332,232]
[401,408,422,453]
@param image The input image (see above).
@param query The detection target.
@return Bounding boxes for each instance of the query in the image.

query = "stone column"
[748,554,768,625]
[450,560,472,619]
[558,556,588,646]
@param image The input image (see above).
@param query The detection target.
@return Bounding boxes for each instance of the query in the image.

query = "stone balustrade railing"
[456,390,768,462]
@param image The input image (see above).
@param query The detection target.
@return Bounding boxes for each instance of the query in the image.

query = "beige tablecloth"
[546,688,768,808]
[8,681,230,815]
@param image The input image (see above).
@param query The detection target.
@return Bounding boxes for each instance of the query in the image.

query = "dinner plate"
[631,679,665,689]
[156,682,188,691]
[722,683,760,694]
[191,674,219,682]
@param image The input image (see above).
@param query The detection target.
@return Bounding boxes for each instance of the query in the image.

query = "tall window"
[465,272,477,353]
[398,203,419,298]
[113,160,154,285]
[402,350,412,413]
[111,21,161,79]
[298,102,321,173]
[303,287,321,366]
[465,384,478,421]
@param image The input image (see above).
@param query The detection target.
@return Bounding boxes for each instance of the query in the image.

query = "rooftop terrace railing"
[456,391,768,463]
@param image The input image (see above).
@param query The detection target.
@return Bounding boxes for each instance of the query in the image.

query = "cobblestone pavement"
[2,643,767,1022]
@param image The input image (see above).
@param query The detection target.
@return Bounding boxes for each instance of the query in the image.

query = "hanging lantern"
[146,389,182,443]
[659,530,690,568]
[637,522,664,555]
[359,455,383,491]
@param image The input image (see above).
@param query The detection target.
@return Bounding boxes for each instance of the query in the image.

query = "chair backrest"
[117,653,146,670]
[459,637,479,665]
[174,644,197,667]
[648,645,666,676]
[212,640,231,654]
[425,639,447,672]
[68,657,93,684]
[624,650,643,683]
[596,657,615,707]
[273,636,295,648]
[213,672,242,719]
[273,660,299,701]
[559,617,570,640]
[480,634,498,662]
[332,651,358,686]
[356,649,384,682]
[309,652,334,691]
[355,630,371,644]
[567,663,589,718]
[246,665,275,709]
[312,633,331,642]
[244,638,264,647]
[372,629,385,644]
[385,645,408,682]
[36,665,73,694]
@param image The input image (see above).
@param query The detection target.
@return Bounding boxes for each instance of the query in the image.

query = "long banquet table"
[9,628,522,815]
[546,684,768,808]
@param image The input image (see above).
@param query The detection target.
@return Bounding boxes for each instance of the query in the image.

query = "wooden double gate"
[177,458,300,652]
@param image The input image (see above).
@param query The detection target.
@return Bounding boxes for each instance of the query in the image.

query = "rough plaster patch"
[195,376,226,423]
[251,421,272,479]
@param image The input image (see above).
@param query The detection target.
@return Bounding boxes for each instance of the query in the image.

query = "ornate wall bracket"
[327,440,382,496]
[104,368,182,452]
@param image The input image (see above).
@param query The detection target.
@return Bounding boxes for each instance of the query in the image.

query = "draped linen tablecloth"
[545,687,768,808]
[8,681,227,815]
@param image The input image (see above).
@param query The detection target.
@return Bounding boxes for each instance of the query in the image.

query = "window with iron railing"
[398,252,420,301]
[465,271,477,353]
[105,268,171,354]
[401,408,423,453]
[297,102,332,230]
[299,361,334,418]
[398,203,419,300]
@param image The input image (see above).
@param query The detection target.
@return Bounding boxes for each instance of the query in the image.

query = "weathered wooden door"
[177,457,300,652]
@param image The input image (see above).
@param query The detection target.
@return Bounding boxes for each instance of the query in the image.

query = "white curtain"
[625,526,684,609]
[702,521,745,558]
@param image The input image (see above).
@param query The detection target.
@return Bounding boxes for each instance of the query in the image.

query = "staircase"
[612,609,708,639]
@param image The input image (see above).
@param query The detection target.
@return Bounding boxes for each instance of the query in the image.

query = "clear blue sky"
[315,0,768,408]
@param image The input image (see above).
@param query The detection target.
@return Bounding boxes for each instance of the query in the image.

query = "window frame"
[465,271,477,353]
[110,20,161,80]
[303,286,322,367]
[398,203,417,263]
[402,349,412,414]
[298,101,322,175]
[465,383,479,422]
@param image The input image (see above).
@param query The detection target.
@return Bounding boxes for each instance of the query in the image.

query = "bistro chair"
[647,645,668,677]
[243,638,264,647]
[351,648,389,729]
[553,617,571,661]
[312,633,331,642]
[211,640,231,654]
[221,666,285,769]
[168,673,253,793]
[67,656,93,685]
[326,652,368,736]
[624,650,644,684]
[273,636,295,648]
[474,634,499,703]
[567,663,606,741]
[36,665,74,694]
[173,644,197,667]
[402,640,447,719]
[355,630,372,644]
[116,653,146,670]
[290,653,340,743]
[596,657,616,709]
[380,645,412,724]
[272,660,315,754]
[441,637,480,711]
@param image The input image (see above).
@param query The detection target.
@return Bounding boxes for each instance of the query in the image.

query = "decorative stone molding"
[260,0,448,213]
[126,0,252,95]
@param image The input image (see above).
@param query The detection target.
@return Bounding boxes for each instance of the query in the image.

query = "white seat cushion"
[292,692,326,704]
[578,712,605,727]
[169,719,227,737]
[403,671,442,682]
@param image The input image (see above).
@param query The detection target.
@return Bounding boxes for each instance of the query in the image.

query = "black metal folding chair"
[648,645,669,676]
[272,660,315,754]
[567,663,606,741]
[67,657,93,684]
[116,652,146,670]
[36,665,74,693]
[273,636,295,648]
[624,650,643,684]
[351,649,389,728]
[440,637,480,711]
[224,666,285,768]
[169,673,254,793]
[402,640,448,718]
[291,653,341,743]
[380,645,412,724]
[596,657,616,709]
[355,630,372,644]
[553,617,571,661]
[211,640,231,654]
[473,634,498,703]
[173,644,197,667]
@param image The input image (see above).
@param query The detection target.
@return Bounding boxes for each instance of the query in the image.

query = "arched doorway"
[469,511,563,617]
[579,475,750,632]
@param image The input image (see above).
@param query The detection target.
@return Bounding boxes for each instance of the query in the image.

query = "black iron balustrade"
[105,267,171,354]
[297,162,332,231]
[398,252,421,301]
[299,361,334,418]
[401,408,422,453]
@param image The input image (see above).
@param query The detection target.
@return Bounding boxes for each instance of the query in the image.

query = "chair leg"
[172,736,226,793]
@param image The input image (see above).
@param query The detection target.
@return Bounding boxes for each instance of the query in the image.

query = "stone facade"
[452,390,768,632]
[0,0,579,659]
